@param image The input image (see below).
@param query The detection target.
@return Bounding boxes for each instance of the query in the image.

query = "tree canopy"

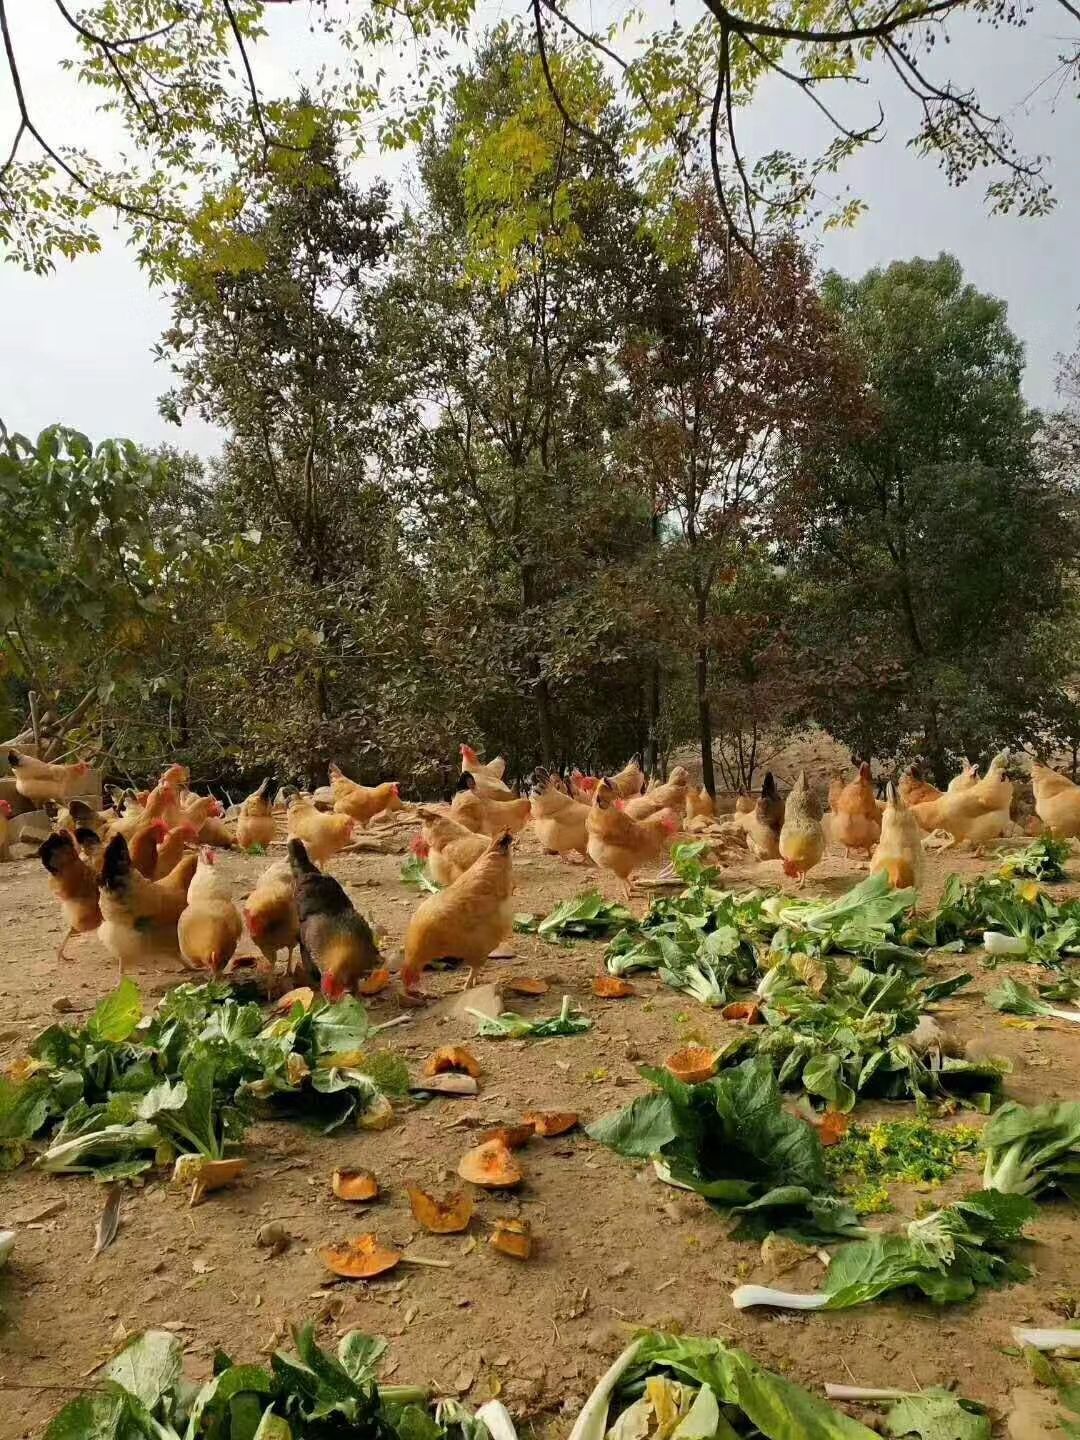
[0,0,1075,273]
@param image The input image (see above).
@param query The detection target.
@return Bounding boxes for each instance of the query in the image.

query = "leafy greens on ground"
[588,1057,864,1244]
[469,995,592,1039]
[537,892,635,941]
[43,1325,445,1440]
[981,1100,1080,1199]
[581,1330,880,1440]
[8,978,407,1180]
[732,1189,1035,1311]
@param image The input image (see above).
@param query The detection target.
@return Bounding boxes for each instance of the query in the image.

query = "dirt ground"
[1,827,1078,1438]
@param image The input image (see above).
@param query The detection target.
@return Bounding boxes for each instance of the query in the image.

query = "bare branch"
[221,0,272,154]
[741,32,885,144]
[0,0,176,225]
[722,30,758,249]
[531,0,615,156]
[709,28,755,259]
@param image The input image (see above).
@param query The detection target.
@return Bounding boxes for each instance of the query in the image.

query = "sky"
[0,0,1077,459]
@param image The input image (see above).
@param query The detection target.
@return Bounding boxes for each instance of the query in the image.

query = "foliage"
[588,1056,864,1244]
[981,1100,1080,1199]
[42,1324,442,1440]
[0,426,183,713]
[788,255,1077,777]
[622,198,863,791]
[824,1120,980,1215]
[1,0,1067,275]
[733,1190,1036,1311]
[11,979,406,1179]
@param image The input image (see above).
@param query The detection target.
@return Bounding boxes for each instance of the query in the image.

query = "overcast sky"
[1,0,1077,459]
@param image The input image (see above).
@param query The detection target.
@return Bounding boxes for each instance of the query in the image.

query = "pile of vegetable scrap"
[44,1323,991,1440]
[913,872,1080,966]
[743,961,1003,1112]
[588,1057,865,1244]
[44,1325,466,1440]
[567,1330,986,1440]
[997,835,1072,883]
[732,1188,1035,1312]
[0,978,407,1189]
[468,994,592,1039]
[522,892,635,941]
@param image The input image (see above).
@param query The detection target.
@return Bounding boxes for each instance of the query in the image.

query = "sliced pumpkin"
[332,1168,379,1202]
[408,1186,474,1234]
[593,975,636,998]
[409,1073,479,1097]
[818,1110,851,1148]
[357,1095,395,1131]
[319,1233,401,1279]
[504,977,549,996]
[477,1122,535,1150]
[490,1218,532,1260]
[720,1000,762,1024]
[423,1046,482,1080]
[522,1110,578,1137]
[272,986,315,1014]
[357,968,391,996]
[458,1139,523,1189]
[664,1046,718,1085]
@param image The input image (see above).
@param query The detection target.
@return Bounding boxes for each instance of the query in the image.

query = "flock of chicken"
[5,741,1080,1006]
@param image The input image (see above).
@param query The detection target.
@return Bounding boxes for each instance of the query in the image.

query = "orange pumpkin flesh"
[423,1046,482,1079]
[819,1110,851,1147]
[332,1168,379,1202]
[720,1000,762,1023]
[477,1123,535,1150]
[504,977,548,996]
[593,975,636,998]
[490,1218,532,1259]
[522,1111,578,1137]
[408,1186,474,1233]
[319,1233,401,1279]
[357,969,391,996]
[458,1139,523,1189]
[664,1046,719,1085]
[273,986,315,1014]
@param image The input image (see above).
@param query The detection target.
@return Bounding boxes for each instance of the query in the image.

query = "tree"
[157,116,398,775]
[0,423,185,751]
[0,0,1073,272]
[790,253,1075,776]
[623,195,863,793]
[380,30,658,770]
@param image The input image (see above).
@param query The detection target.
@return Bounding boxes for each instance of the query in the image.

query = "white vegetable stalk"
[982,932,1028,956]
[474,1400,520,1440]
[1012,1327,1080,1352]
[823,1386,913,1401]
[731,1284,827,1311]
[566,1339,645,1440]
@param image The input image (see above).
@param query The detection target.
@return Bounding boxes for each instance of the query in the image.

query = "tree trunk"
[536,676,556,769]
[696,644,715,796]
[644,659,660,776]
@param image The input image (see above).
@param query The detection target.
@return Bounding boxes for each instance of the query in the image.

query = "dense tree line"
[2,35,1077,792]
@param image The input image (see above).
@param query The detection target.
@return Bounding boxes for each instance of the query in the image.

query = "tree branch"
[221,0,272,155]
[531,0,615,157]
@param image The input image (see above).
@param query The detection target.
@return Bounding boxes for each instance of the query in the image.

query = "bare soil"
[1,831,1078,1438]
